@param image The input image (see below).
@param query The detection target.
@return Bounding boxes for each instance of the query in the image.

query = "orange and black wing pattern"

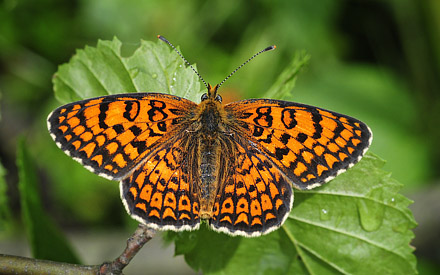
[47,93,197,180]
[48,91,372,236]
[225,99,372,190]
[210,135,292,236]
[120,133,201,231]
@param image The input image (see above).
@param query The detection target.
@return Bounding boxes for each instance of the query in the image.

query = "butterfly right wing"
[225,99,372,190]
[120,132,201,230]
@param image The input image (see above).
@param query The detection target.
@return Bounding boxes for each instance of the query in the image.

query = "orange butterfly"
[48,36,372,237]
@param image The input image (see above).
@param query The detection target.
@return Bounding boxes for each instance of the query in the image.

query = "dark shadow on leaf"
[166,222,241,272]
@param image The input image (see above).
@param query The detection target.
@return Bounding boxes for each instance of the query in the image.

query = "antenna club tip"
[157,35,168,43]
[263,45,277,52]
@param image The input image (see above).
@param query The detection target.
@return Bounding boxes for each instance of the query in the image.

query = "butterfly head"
[201,84,222,103]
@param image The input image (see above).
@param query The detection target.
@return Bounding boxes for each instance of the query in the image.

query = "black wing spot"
[123,100,141,121]
[296,133,308,143]
[113,124,124,134]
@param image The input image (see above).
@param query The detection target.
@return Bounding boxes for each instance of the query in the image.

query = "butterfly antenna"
[217,45,276,89]
[157,35,209,90]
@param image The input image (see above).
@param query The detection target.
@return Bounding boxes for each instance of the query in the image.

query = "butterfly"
[47,36,372,237]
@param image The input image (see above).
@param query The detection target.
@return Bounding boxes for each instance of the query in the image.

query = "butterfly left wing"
[224,99,372,190]
[47,93,197,180]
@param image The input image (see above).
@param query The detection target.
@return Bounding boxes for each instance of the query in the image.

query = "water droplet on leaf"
[152,73,157,79]
[389,197,396,206]
[357,199,384,232]
[320,208,330,221]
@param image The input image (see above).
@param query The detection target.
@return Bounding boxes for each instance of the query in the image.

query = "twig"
[0,254,96,274]
[0,224,156,275]
[99,224,156,274]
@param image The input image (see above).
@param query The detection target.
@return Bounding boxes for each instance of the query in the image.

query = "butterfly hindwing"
[120,134,201,231]
[47,93,197,180]
[225,99,372,190]
[209,135,293,237]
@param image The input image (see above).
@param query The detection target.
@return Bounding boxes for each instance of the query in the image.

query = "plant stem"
[0,224,156,275]
[99,224,156,274]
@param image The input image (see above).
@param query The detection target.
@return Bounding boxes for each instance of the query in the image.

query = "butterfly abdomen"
[194,98,231,219]
[198,138,221,219]
[200,140,218,196]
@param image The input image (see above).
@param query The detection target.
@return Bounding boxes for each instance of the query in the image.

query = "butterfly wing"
[224,99,372,190]
[120,133,201,230]
[209,134,293,236]
[47,93,197,180]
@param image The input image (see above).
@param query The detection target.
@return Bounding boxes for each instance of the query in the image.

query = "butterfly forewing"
[47,93,197,180]
[225,99,372,190]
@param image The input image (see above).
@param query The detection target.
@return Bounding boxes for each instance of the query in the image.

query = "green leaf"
[53,37,202,103]
[264,51,310,100]
[0,161,12,232]
[166,154,417,274]
[17,138,81,264]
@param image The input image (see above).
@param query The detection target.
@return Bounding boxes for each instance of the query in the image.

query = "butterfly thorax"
[198,104,222,135]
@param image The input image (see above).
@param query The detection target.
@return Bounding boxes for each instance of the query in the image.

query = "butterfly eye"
[215,94,222,103]
[201,93,209,101]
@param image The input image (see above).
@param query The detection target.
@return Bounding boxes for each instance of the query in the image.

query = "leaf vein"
[76,58,109,95]
[295,190,412,221]
[107,44,139,93]
[290,215,409,262]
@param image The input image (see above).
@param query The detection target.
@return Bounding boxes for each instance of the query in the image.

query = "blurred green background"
[0,0,439,273]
